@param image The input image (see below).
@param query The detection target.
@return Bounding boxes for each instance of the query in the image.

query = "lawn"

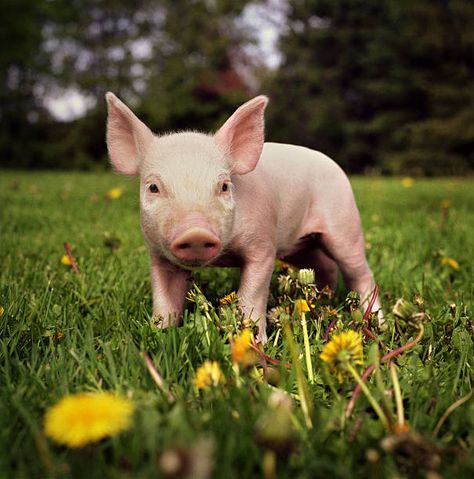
[1,171,473,478]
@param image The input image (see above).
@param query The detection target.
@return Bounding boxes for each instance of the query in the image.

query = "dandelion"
[401,177,414,188]
[294,299,310,314]
[256,390,296,459]
[440,256,459,270]
[0,306,4,317]
[297,268,315,286]
[440,199,451,209]
[231,329,257,367]
[159,437,214,479]
[345,291,360,310]
[321,331,389,429]
[219,291,237,305]
[44,392,134,448]
[392,298,427,329]
[106,187,123,200]
[320,330,363,381]
[277,274,294,295]
[194,361,225,389]
[61,255,72,266]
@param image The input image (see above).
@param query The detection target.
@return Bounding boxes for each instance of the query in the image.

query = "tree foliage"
[1,0,255,169]
[1,0,473,174]
[264,0,474,175]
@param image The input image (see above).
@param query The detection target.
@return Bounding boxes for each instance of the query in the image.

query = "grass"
[0,170,473,479]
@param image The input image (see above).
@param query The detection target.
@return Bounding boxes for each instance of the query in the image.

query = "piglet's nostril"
[170,227,221,263]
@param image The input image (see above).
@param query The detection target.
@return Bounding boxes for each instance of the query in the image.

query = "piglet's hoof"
[256,328,268,345]
[152,315,167,328]
[152,314,182,328]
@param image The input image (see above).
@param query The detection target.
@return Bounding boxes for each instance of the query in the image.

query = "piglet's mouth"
[169,227,221,266]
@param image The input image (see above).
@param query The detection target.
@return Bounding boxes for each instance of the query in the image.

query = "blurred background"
[1,0,473,175]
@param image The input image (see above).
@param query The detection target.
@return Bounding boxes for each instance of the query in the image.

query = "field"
[1,171,473,479]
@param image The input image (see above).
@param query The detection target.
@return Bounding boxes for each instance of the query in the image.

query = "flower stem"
[324,318,338,342]
[390,362,405,427]
[142,353,175,403]
[263,449,277,479]
[63,242,79,274]
[284,324,313,429]
[301,312,314,383]
[375,354,395,425]
[201,311,211,348]
[346,362,389,431]
[233,363,243,388]
[362,284,379,323]
[273,328,281,347]
[346,324,424,418]
[433,388,474,437]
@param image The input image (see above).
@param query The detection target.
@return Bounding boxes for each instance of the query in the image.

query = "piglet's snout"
[170,227,221,263]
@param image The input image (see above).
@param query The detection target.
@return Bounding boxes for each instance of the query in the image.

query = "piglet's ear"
[105,92,154,175]
[214,95,268,175]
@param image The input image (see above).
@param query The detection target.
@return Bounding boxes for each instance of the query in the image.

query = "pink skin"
[170,217,221,264]
[105,92,382,344]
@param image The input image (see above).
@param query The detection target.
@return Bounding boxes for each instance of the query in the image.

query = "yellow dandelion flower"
[61,255,72,266]
[44,392,134,448]
[106,187,123,200]
[294,299,310,314]
[0,306,4,316]
[220,291,237,305]
[194,360,225,389]
[440,257,459,270]
[401,177,414,188]
[440,199,451,209]
[231,329,257,366]
[320,330,363,382]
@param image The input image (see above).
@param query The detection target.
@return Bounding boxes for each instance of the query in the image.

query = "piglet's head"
[105,92,268,268]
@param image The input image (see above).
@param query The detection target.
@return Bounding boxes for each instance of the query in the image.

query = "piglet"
[105,93,381,343]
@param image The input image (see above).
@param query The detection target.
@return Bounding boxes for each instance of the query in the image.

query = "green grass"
[1,171,473,479]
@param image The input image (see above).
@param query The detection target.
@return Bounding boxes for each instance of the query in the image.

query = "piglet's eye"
[149,184,159,193]
[221,183,228,192]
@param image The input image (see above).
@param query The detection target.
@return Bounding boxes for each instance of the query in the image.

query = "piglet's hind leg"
[322,232,382,318]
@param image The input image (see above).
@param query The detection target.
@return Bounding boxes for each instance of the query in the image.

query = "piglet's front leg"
[150,254,190,327]
[237,252,276,344]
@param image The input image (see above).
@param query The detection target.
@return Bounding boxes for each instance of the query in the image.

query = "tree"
[0,0,53,167]
[138,0,255,134]
[264,0,474,174]
[0,0,259,169]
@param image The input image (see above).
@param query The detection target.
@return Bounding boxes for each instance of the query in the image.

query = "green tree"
[138,0,255,135]
[264,0,474,174]
[0,0,53,168]
[1,0,259,169]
